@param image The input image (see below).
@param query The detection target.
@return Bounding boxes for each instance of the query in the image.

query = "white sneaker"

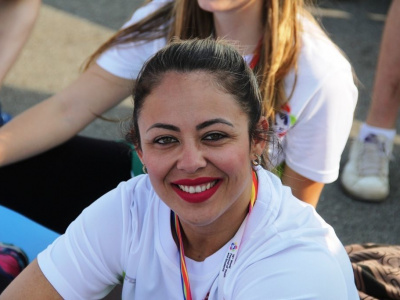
[341,134,391,202]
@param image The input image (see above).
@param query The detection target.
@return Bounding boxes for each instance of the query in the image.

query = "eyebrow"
[147,123,180,133]
[146,118,234,133]
[196,118,234,130]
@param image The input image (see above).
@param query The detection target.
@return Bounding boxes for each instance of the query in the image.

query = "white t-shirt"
[96,0,357,184]
[38,168,358,299]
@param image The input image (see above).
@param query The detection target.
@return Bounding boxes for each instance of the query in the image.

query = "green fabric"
[131,149,144,176]
[116,140,144,176]
[273,162,285,178]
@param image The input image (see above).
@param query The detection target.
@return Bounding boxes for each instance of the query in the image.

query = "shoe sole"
[340,180,388,203]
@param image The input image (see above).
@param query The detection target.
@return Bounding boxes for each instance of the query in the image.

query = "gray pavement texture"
[1,0,399,246]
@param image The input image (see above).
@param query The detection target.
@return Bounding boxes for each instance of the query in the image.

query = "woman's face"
[137,71,264,230]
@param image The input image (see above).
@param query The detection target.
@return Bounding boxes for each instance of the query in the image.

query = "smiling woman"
[0,39,358,300]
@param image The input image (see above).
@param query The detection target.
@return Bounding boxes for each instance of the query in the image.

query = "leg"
[0,136,132,233]
[0,0,41,83]
[366,0,400,129]
[341,0,400,202]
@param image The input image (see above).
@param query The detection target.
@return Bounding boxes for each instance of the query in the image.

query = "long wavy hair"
[84,0,317,121]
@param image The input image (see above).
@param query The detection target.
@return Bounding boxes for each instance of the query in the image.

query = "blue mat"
[0,205,60,262]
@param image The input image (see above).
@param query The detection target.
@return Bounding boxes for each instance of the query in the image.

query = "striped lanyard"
[249,38,262,70]
[173,170,258,300]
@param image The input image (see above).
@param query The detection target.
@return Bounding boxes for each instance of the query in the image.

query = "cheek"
[145,159,172,200]
[143,149,179,193]
[145,155,170,179]
[213,147,251,175]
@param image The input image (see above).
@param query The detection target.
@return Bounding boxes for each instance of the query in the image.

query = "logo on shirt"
[272,103,296,138]
[229,242,238,251]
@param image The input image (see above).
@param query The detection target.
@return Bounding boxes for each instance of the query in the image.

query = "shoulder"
[227,241,357,299]
[96,1,169,79]
[102,175,157,217]
[284,16,355,99]
[253,168,338,241]
[92,174,154,203]
[251,168,322,238]
[36,175,165,299]
[124,0,172,27]
[227,169,357,298]
[59,175,157,240]
[299,17,352,75]
[253,167,294,213]
[57,175,158,245]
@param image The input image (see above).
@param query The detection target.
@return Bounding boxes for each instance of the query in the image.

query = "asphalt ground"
[1,0,398,246]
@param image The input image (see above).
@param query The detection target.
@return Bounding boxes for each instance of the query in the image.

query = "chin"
[197,0,229,12]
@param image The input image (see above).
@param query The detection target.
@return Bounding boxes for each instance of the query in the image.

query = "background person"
[341,0,400,202]
[0,0,41,126]
[0,0,42,290]
[0,38,358,300]
[0,0,357,233]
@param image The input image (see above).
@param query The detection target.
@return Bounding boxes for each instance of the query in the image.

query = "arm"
[281,164,324,207]
[1,182,133,299]
[0,259,62,299]
[0,0,41,83]
[0,63,133,166]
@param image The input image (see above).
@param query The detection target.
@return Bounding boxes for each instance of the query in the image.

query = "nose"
[176,142,207,173]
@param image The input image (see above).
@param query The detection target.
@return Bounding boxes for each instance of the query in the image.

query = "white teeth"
[178,180,217,194]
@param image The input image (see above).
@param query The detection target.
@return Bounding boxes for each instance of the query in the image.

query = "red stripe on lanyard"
[174,213,193,300]
[249,38,262,70]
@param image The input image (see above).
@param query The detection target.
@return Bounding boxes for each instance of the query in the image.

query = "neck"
[176,196,250,262]
[213,0,264,55]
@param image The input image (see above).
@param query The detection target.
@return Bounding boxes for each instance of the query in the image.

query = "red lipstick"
[171,177,222,203]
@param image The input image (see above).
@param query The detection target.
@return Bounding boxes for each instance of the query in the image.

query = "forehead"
[138,71,248,128]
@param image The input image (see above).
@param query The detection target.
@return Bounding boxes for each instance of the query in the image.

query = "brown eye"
[154,136,178,144]
[203,132,226,141]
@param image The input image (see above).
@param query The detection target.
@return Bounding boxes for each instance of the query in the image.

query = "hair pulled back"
[126,38,269,167]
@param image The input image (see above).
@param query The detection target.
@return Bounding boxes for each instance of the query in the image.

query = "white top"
[38,168,358,299]
[96,0,358,184]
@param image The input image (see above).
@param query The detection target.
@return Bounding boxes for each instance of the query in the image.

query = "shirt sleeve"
[37,182,137,300]
[275,17,358,183]
[95,1,168,79]
[283,66,358,183]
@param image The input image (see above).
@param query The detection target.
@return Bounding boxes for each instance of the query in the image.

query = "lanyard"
[249,38,262,70]
[173,170,258,300]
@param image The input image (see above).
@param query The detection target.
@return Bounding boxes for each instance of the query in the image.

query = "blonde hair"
[84,0,317,121]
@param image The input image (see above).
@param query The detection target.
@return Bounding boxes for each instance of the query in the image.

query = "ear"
[251,117,268,156]
[136,147,145,165]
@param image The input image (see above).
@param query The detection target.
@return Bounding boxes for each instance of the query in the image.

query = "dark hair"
[126,38,271,168]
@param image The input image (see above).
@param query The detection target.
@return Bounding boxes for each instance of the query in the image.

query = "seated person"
[0,39,358,299]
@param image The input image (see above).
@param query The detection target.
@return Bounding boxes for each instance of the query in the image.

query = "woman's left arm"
[281,164,324,207]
